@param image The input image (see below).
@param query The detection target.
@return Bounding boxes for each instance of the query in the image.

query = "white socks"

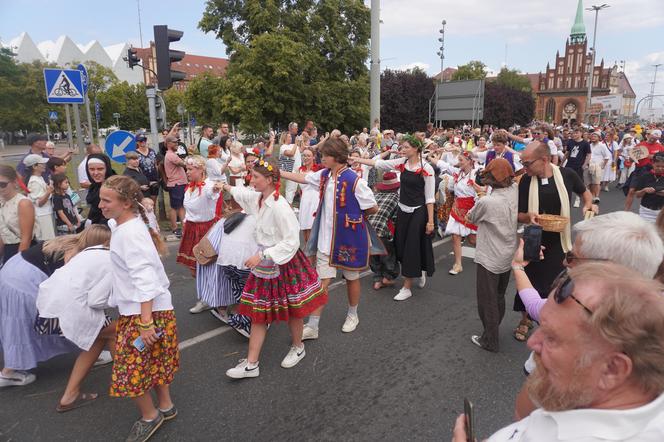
[347,305,358,318]
[308,315,320,330]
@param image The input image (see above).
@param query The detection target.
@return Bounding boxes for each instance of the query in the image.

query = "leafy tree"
[496,67,532,92]
[84,61,118,99]
[96,82,149,130]
[380,68,435,132]
[163,88,187,128]
[183,72,226,126]
[483,82,534,128]
[198,0,370,133]
[451,60,487,81]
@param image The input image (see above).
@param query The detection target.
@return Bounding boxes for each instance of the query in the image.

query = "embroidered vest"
[305,168,375,270]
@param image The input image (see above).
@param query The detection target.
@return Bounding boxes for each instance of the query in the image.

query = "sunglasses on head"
[564,250,609,265]
[0,181,10,189]
[552,270,593,315]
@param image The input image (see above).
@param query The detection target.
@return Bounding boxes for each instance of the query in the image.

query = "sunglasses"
[564,251,609,265]
[552,270,593,315]
[0,181,10,189]
[521,158,542,168]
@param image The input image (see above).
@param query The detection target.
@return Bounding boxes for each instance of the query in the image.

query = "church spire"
[570,0,586,44]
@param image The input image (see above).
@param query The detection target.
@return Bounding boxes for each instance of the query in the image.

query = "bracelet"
[512,265,525,272]
[137,319,154,330]
[426,222,434,226]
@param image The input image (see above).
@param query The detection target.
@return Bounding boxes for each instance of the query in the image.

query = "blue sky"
[1,0,663,103]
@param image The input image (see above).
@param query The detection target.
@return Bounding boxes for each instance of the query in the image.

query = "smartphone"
[523,225,543,262]
[464,398,475,442]
[133,329,163,352]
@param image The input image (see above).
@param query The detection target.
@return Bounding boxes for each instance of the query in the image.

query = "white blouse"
[28,175,53,216]
[183,178,220,222]
[206,158,227,183]
[108,217,173,316]
[374,157,436,207]
[37,247,112,351]
[436,160,479,199]
[230,186,301,265]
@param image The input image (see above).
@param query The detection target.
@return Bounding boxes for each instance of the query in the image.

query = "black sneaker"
[125,412,164,442]
[174,227,182,239]
[159,406,178,421]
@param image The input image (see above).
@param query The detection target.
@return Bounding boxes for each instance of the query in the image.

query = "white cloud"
[374,0,664,38]
[393,61,430,71]
[624,51,664,107]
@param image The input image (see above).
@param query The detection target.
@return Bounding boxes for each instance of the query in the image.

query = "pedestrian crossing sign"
[43,68,85,104]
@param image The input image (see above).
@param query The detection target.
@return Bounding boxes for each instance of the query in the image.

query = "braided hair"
[253,157,281,201]
[102,175,168,256]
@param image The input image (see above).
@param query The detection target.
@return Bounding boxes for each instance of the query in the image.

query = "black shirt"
[519,167,586,249]
[123,168,151,198]
[52,193,78,226]
[565,139,591,170]
[634,172,664,210]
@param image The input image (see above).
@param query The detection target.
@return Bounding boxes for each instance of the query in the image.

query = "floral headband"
[401,134,423,150]
[255,156,274,172]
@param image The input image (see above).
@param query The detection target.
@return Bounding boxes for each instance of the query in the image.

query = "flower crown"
[256,156,274,172]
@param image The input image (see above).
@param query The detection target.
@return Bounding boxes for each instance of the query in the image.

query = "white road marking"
[178,236,453,350]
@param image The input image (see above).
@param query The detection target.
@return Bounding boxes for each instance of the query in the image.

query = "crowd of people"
[1,119,663,441]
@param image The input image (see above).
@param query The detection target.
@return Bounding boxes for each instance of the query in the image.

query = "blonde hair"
[42,224,111,262]
[569,262,664,395]
[185,155,207,171]
[102,175,168,256]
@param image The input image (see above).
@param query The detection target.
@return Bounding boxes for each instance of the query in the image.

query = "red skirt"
[176,219,216,272]
[450,196,477,231]
[238,249,327,324]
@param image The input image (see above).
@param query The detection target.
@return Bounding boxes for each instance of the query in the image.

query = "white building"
[4,32,143,85]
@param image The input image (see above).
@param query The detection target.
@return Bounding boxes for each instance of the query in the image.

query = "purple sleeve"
[518,287,546,322]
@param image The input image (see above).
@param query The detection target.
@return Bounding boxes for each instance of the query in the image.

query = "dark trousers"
[476,264,511,352]
[369,236,400,282]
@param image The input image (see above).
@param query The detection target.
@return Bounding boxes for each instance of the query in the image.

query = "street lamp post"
[585,4,609,124]
[648,64,661,110]
[435,20,446,128]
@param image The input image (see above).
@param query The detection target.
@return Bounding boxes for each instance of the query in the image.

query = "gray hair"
[574,211,664,278]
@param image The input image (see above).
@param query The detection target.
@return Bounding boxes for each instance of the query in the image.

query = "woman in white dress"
[436,151,480,275]
[297,147,320,249]
[601,131,619,191]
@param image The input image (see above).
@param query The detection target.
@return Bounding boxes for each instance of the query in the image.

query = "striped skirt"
[238,249,327,324]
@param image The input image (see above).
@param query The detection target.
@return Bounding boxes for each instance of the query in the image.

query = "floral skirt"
[176,219,216,273]
[238,249,327,324]
[109,310,179,398]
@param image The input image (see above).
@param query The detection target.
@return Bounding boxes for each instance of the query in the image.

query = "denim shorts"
[168,184,186,209]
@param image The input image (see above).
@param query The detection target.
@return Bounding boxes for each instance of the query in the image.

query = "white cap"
[22,154,49,167]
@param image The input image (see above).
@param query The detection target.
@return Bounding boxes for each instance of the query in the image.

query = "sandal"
[56,392,98,413]
[513,320,531,342]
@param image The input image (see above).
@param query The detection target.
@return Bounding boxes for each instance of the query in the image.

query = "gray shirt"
[467,184,519,274]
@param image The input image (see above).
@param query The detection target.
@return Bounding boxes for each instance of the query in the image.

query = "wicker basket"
[538,214,569,233]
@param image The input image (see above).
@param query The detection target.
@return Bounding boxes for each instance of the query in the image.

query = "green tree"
[183,72,226,126]
[496,67,532,92]
[96,81,149,130]
[380,68,435,132]
[84,61,118,98]
[163,88,187,128]
[199,0,370,133]
[451,60,487,81]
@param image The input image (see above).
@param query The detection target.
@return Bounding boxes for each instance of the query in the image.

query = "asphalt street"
[0,186,630,442]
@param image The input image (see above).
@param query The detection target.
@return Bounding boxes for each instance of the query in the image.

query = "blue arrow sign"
[104,130,136,164]
[48,111,58,121]
[77,64,89,96]
[43,68,84,104]
[94,100,101,121]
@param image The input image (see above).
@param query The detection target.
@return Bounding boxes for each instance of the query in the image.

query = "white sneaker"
[94,350,113,367]
[189,300,211,314]
[210,308,229,324]
[281,345,306,368]
[341,315,359,333]
[0,370,36,387]
[226,359,260,379]
[393,287,412,301]
[417,272,426,289]
[302,324,319,341]
[573,196,580,208]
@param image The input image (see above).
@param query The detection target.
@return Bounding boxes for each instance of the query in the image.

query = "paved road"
[0,188,629,441]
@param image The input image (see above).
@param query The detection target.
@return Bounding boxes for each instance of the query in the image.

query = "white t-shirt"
[589,142,611,165]
[487,393,664,442]
[77,156,89,185]
[27,175,53,216]
[107,217,173,316]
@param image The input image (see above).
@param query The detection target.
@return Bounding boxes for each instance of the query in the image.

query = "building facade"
[533,0,635,124]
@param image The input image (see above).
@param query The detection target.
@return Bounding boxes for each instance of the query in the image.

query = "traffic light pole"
[146,87,159,150]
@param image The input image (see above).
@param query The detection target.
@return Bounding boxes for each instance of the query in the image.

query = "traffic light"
[126,47,140,69]
[155,94,167,129]
[154,25,185,90]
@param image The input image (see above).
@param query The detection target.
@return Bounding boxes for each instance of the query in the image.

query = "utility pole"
[436,20,446,128]
[648,64,661,110]
[585,4,609,124]
[64,104,73,149]
[72,104,85,153]
[369,0,380,129]
[146,87,159,149]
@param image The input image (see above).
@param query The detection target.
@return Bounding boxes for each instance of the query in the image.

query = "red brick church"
[532,0,635,124]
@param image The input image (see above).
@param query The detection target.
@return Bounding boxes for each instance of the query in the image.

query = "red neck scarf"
[187,181,205,196]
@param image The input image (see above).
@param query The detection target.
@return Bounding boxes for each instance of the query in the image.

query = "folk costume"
[437,159,480,237]
[297,164,321,231]
[374,157,435,278]
[176,178,221,273]
[229,186,326,323]
[304,166,384,279]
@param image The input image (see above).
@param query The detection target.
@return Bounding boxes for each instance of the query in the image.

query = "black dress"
[514,168,585,312]
[393,168,435,278]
